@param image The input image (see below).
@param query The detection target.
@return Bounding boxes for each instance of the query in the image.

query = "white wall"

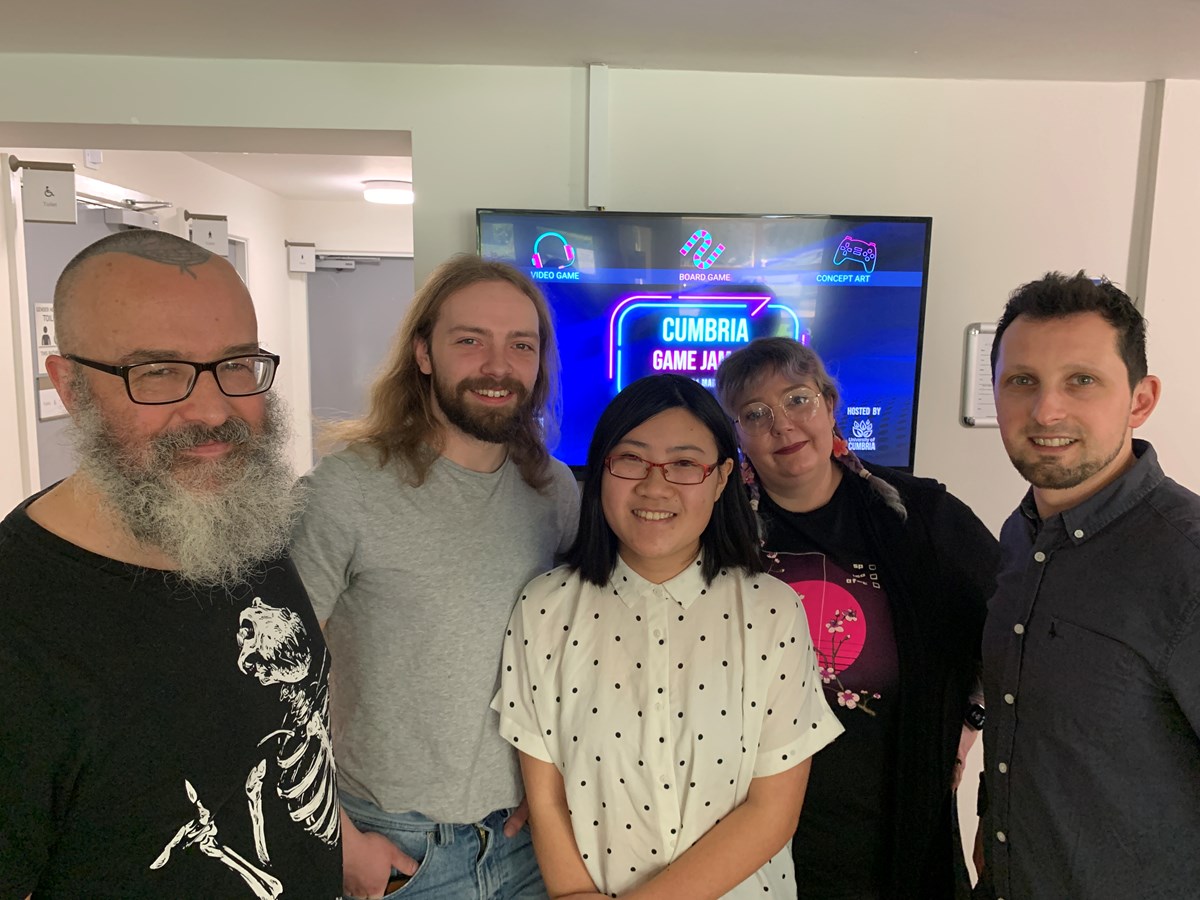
[606,71,1149,529]
[0,50,1197,885]
[0,61,1192,510]
[0,55,588,281]
[0,162,33,507]
[283,198,413,256]
[1141,80,1200,489]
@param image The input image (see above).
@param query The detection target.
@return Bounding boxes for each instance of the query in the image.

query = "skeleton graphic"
[151,780,283,900]
[151,597,338,895]
[237,597,340,847]
[246,758,270,865]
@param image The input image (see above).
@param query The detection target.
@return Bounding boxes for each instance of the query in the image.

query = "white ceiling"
[3,0,1199,81]
[6,1,1197,200]
[183,153,414,203]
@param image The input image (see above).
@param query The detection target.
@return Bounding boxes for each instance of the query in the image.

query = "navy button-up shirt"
[980,441,1200,900]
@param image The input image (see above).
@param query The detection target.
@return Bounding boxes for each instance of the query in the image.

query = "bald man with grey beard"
[0,230,342,899]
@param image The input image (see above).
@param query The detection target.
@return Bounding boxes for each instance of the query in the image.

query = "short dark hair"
[991,271,1148,388]
[53,230,216,352]
[564,374,765,586]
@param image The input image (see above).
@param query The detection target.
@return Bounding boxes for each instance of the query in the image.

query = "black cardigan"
[759,462,999,900]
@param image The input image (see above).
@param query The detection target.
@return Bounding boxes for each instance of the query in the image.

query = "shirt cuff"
[497,714,554,764]
[753,712,844,777]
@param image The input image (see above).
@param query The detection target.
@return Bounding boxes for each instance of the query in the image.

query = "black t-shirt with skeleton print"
[0,498,342,899]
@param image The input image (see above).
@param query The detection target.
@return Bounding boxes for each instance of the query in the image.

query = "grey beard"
[69,378,303,589]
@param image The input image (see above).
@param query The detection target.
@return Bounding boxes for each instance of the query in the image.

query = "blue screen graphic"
[477,210,932,470]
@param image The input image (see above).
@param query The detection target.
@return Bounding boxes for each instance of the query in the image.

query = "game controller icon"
[832,236,878,274]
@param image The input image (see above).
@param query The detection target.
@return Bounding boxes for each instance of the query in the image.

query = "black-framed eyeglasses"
[603,453,719,485]
[64,353,280,405]
[734,388,822,435]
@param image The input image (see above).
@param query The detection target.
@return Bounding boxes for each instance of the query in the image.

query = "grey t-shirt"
[290,446,579,824]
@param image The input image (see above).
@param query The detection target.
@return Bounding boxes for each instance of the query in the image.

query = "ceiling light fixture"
[362,180,414,205]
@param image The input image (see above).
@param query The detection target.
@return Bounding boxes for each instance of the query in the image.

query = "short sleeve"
[492,573,557,764]
[753,584,843,777]
[0,642,80,896]
[289,452,366,623]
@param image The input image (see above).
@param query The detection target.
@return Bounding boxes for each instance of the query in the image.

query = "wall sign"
[34,302,57,376]
[22,167,77,224]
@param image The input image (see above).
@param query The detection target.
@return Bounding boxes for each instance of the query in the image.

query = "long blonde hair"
[325,254,561,489]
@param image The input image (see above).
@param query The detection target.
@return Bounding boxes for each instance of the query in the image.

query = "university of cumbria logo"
[852,419,874,439]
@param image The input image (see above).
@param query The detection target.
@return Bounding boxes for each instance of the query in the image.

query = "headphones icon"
[531,231,575,269]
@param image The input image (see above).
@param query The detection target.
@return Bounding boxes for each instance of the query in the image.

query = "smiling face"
[600,407,733,584]
[51,252,268,482]
[994,311,1160,517]
[733,370,838,497]
[44,247,299,586]
[415,279,541,445]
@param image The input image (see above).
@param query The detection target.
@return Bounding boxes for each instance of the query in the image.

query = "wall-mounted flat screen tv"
[477,209,932,471]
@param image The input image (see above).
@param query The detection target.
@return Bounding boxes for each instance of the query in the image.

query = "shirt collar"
[1019,439,1165,544]
[610,553,708,610]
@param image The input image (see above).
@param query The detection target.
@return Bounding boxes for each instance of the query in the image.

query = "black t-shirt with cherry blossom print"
[759,477,900,900]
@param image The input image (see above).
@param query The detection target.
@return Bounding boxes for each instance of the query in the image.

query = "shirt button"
[1013,623,1025,635]
[998,762,1008,774]
[1073,529,1085,539]
[653,629,662,638]
[996,831,1007,843]
[1004,693,1015,705]
[1033,551,1047,563]
[655,702,662,710]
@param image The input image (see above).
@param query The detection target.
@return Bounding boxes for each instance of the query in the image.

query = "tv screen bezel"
[476,208,932,475]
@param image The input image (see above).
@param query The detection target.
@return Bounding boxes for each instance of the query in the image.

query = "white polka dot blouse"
[494,555,843,897]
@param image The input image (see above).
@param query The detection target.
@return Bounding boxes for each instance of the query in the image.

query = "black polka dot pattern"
[493,559,842,897]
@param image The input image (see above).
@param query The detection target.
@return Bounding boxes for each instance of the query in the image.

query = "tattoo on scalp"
[112,233,214,278]
[69,231,215,280]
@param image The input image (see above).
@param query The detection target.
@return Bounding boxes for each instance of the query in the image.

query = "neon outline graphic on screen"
[608,294,802,390]
[679,229,726,269]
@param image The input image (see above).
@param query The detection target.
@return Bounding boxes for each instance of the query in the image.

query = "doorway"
[306,255,415,465]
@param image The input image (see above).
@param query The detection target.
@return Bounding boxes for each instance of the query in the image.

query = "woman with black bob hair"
[569,373,762,586]
[495,374,841,899]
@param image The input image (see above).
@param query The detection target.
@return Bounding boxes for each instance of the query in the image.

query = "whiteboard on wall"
[962,322,998,427]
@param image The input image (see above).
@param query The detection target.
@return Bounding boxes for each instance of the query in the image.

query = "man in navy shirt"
[979,272,1200,900]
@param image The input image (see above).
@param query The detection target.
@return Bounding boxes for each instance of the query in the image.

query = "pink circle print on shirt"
[792,580,866,673]
[792,579,878,715]
[766,550,890,716]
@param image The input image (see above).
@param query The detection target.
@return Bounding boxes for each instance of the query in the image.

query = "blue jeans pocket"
[380,829,435,898]
[342,802,437,900]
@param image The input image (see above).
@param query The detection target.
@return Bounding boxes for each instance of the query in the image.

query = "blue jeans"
[340,793,548,900]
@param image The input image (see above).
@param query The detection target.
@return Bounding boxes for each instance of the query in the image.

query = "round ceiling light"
[362,180,414,205]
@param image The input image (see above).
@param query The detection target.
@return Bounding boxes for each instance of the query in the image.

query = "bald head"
[53,230,241,354]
